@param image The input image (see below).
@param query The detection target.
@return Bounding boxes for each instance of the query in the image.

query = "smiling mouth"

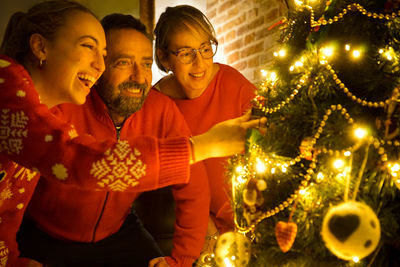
[189,72,205,78]
[77,73,96,88]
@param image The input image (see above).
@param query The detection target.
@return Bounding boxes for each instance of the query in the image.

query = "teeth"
[77,73,96,83]
[126,88,141,94]
[190,72,204,78]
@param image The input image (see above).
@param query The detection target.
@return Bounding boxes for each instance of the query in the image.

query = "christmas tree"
[214,0,400,266]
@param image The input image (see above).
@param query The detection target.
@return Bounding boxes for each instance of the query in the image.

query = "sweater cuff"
[165,256,195,267]
[157,137,191,188]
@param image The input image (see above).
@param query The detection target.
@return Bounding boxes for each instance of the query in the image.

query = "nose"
[129,62,145,83]
[192,50,205,66]
[92,50,105,74]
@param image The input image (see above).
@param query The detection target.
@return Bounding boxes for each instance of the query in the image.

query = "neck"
[108,109,127,127]
[28,65,59,108]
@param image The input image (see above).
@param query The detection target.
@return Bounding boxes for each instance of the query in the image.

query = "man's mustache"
[119,81,147,91]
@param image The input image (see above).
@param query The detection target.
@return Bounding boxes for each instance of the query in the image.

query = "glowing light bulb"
[231,256,236,261]
[344,151,351,157]
[354,127,367,139]
[256,159,266,173]
[271,167,276,174]
[289,65,295,72]
[345,44,351,51]
[317,172,324,182]
[295,61,303,67]
[281,165,287,173]
[333,159,345,169]
[261,69,268,77]
[294,0,304,6]
[352,50,361,58]
[379,49,384,54]
[273,51,279,57]
[299,189,306,195]
[224,258,233,267]
[352,256,360,263]
[270,71,277,81]
[321,46,334,58]
[236,165,243,173]
[278,49,286,57]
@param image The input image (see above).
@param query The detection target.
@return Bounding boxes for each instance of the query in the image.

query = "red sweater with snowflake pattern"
[25,89,209,267]
[0,55,193,266]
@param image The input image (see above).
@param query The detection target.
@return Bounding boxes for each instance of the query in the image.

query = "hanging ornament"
[321,201,381,261]
[243,178,266,226]
[299,137,316,161]
[275,195,299,253]
[214,232,251,267]
[275,221,298,253]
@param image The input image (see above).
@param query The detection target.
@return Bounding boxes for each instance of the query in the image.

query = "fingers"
[242,116,267,129]
[148,257,169,267]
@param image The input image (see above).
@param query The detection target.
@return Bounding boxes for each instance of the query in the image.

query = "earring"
[39,59,43,67]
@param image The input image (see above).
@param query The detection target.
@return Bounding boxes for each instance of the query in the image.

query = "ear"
[29,33,48,62]
[156,48,170,72]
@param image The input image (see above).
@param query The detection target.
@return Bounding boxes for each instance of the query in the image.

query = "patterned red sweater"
[0,55,193,266]
[26,89,209,267]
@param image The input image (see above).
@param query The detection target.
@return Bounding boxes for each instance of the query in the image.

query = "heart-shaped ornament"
[275,221,298,253]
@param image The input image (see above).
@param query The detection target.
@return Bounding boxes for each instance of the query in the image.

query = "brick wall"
[206,0,287,83]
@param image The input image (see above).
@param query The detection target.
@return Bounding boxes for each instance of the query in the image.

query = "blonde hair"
[154,5,218,72]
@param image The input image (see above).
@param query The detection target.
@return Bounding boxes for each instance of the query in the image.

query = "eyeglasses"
[169,41,218,64]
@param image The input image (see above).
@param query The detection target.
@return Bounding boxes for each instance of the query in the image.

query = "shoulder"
[215,63,257,91]
[143,89,180,112]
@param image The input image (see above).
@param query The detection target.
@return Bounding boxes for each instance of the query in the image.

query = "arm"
[0,56,191,192]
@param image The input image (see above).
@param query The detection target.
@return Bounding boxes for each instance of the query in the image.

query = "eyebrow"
[176,41,211,50]
[112,54,153,61]
[78,35,99,45]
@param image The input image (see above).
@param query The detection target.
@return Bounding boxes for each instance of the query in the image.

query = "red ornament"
[275,221,298,253]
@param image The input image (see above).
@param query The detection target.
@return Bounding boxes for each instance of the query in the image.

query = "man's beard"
[98,80,148,118]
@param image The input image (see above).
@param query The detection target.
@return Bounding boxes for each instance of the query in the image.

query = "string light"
[354,127,367,139]
[278,49,287,57]
[256,159,266,173]
[353,256,360,263]
[345,44,351,51]
[352,49,361,58]
[333,159,345,169]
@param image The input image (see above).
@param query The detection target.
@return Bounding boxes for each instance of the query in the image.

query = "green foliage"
[230,1,400,266]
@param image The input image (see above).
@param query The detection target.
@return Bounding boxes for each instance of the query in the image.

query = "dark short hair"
[101,13,152,41]
[0,0,96,65]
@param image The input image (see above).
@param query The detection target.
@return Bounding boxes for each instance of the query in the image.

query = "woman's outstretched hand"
[192,110,266,162]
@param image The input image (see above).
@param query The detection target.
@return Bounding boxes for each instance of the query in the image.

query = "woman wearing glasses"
[148,4,257,261]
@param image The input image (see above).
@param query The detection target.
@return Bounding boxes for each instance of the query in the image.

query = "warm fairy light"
[388,162,400,177]
[236,175,247,184]
[271,167,276,174]
[273,51,279,57]
[317,172,324,182]
[289,65,295,72]
[223,258,233,267]
[294,0,304,6]
[353,256,360,263]
[231,256,236,261]
[354,127,367,139]
[278,49,287,57]
[236,165,244,173]
[321,46,334,58]
[261,69,268,77]
[256,159,266,173]
[333,159,345,169]
[281,165,287,173]
[344,151,351,157]
[270,71,277,81]
[379,49,384,54]
[345,44,351,51]
[352,50,361,58]
[295,61,303,67]
[299,189,306,195]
